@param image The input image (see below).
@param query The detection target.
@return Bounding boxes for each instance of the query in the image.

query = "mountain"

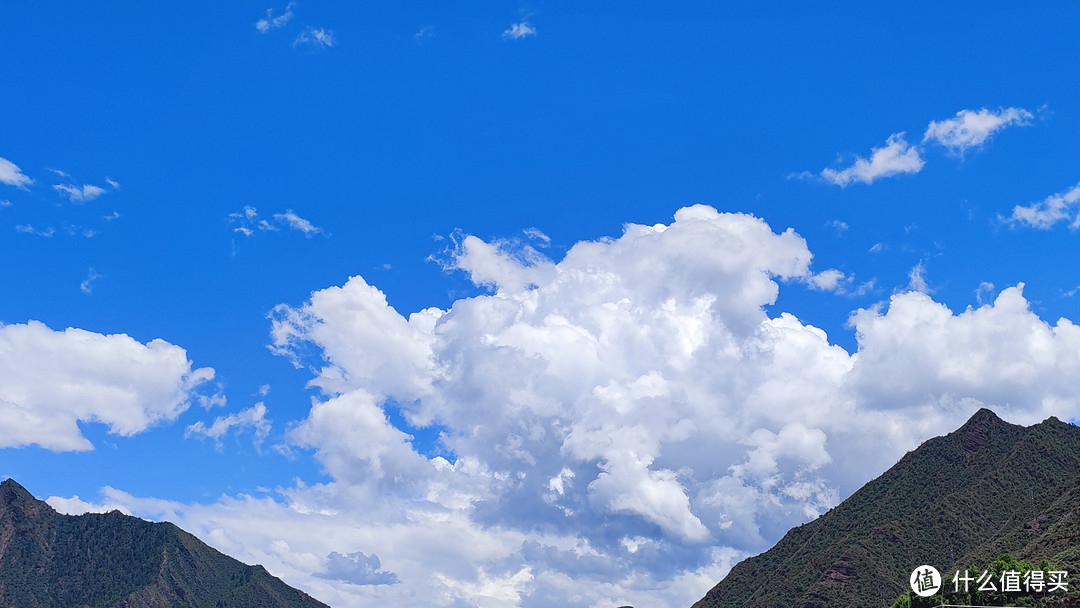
[0,479,329,608]
[692,408,1080,608]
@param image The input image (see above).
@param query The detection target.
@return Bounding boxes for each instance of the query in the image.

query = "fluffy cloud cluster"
[0,321,218,451]
[814,107,1031,186]
[820,132,925,186]
[55,205,1080,607]
[502,22,537,40]
[1007,181,1080,229]
[923,107,1032,155]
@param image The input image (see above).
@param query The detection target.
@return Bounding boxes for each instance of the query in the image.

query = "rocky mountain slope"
[692,408,1080,608]
[0,479,328,608]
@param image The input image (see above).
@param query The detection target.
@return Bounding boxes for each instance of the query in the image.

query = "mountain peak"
[0,478,39,508]
[956,407,1012,453]
[693,409,1080,608]
[0,478,329,607]
[966,407,1004,425]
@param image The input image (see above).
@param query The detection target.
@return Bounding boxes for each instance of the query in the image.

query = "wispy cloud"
[907,260,930,293]
[975,281,995,305]
[0,156,33,189]
[1006,181,1080,229]
[185,402,271,450]
[229,205,277,236]
[80,268,103,295]
[923,107,1032,155]
[819,133,925,187]
[229,205,325,237]
[15,224,54,237]
[54,183,107,203]
[294,27,335,48]
[522,227,551,245]
[0,200,11,208]
[273,209,324,236]
[256,2,295,33]
[105,176,120,189]
[414,25,433,43]
[502,21,536,40]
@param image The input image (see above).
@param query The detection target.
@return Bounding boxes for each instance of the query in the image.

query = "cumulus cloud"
[0,321,218,451]
[0,155,32,189]
[295,27,335,48]
[54,205,1080,607]
[807,107,1030,188]
[1006,181,1080,229]
[923,107,1032,155]
[502,22,536,40]
[318,551,400,586]
[185,402,271,450]
[54,182,107,203]
[257,2,295,33]
[820,133,925,187]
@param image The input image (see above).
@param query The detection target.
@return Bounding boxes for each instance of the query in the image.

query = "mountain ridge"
[692,408,1080,608]
[0,478,329,608]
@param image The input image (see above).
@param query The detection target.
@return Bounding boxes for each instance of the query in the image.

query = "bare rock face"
[0,479,329,608]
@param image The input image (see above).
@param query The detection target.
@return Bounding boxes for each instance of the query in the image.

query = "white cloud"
[907,260,930,293]
[923,107,1032,155]
[0,155,32,189]
[522,227,551,245]
[80,268,103,294]
[826,219,849,235]
[54,182,107,203]
[105,176,120,189]
[1006,181,1080,229]
[230,206,324,237]
[273,209,325,236]
[820,133,925,187]
[502,22,536,40]
[257,2,295,33]
[295,27,335,48]
[0,321,218,451]
[52,205,1080,607]
[414,25,433,43]
[807,268,848,292]
[185,402,271,450]
[0,200,10,208]
[15,224,54,237]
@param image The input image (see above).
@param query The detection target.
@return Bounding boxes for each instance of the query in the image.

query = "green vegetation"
[692,409,1080,608]
[0,479,329,608]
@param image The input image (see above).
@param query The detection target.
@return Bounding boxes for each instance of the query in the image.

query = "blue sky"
[4,3,1080,606]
